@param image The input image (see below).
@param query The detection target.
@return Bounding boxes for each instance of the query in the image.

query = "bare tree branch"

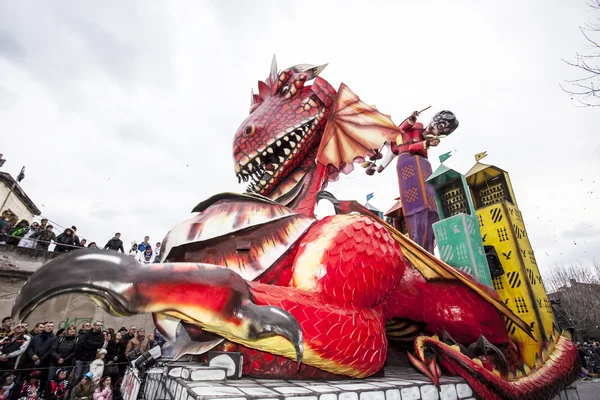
[562,2,600,106]
[545,260,600,340]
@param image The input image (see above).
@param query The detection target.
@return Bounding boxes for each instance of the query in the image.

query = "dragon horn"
[268,54,278,87]
[305,64,328,79]
[12,249,304,365]
[292,64,328,79]
[251,88,255,107]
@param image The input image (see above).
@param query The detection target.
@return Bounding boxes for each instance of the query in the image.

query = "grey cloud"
[0,32,26,61]
[561,226,600,239]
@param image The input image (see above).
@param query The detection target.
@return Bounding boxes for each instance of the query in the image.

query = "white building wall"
[0,181,36,222]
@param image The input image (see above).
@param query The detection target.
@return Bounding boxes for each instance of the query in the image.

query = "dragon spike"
[292,63,328,80]
[268,54,278,87]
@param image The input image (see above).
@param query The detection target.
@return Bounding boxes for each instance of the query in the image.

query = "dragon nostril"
[243,125,256,137]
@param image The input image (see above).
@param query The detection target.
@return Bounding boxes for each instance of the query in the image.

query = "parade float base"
[141,364,581,400]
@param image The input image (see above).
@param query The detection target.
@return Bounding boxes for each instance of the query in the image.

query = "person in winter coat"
[7,220,29,245]
[0,324,30,371]
[43,369,69,400]
[17,222,39,249]
[136,247,154,264]
[103,233,124,253]
[0,215,18,244]
[93,377,112,400]
[146,334,158,349]
[137,236,151,252]
[48,325,79,381]
[105,333,125,380]
[89,349,106,380]
[24,322,57,383]
[0,373,16,400]
[54,228,75,253]
[17,371,42,400]
[71,226,81,247]
[30,225,57,251]
[70,373,94,400]
[73,322,104,382]
[0,317,12,340]
[125,329,148,355]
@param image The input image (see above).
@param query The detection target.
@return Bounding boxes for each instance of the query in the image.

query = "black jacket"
[121,333,135,348]
[75,330,104,361]
[50,335,79,365]
[27,331,57,364]
[105,340,125,364]
[55,230,75,253]
[104,238,124,252]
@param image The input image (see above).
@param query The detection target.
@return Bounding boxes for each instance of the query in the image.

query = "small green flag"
[439,151,452,163]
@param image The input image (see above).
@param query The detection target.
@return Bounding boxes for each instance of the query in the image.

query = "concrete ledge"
[0,243,60,275]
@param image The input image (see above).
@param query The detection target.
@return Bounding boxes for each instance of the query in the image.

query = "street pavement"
[575,379,600,399]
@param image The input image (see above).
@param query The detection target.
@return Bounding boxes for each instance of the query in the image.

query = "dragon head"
[233,56,336,197]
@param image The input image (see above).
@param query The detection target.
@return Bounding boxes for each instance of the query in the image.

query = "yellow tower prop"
[465,158,556,367]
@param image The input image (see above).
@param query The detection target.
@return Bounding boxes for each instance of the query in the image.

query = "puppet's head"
[232,56,336,196]
[423,110,459,139]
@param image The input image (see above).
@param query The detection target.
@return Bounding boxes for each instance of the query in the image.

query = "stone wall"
[0,244,153,331]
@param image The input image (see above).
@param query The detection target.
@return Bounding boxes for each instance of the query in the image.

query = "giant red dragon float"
[12,57,579,400]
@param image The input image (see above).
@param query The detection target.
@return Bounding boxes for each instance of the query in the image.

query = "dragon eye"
[243,125,255,137]
[280,85,290,95]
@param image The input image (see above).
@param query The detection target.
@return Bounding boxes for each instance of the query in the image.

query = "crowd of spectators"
[0,210,162,264]
[0,318,166,400]
[577,341,600,378]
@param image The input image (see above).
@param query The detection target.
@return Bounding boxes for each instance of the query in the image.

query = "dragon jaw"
[232,56,336,202]
[409,330,580,400]
[235,113,325,195]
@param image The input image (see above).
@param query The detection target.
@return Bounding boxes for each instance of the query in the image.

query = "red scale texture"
[249,282,387,378]
[292,214,405,308]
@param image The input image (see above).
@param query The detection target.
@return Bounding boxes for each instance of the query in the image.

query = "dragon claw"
[240,300,304,367]
[442,330,468,355]
[466,335,509,377]
[408,336,443,388]
[407,349,441,388]
[11,250,304,366]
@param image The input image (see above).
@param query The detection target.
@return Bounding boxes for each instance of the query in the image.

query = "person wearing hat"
[17,371,41,400]
[70,373,93,400]
[71,226,81,247]
[89,349,107,380]
[43,368,69,400]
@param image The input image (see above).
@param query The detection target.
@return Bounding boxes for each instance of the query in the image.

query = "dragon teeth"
[276,140,282,147]
[255,157,261,165]
[283,148,291,155]
[278,156,285,163]
[289,141,296,148]
[283,136,289,141]
[295,134,302,141]
[267,148,274,154]
[272,163,279,169]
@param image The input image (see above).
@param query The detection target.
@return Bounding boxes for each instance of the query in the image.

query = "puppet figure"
[365,109,459,253]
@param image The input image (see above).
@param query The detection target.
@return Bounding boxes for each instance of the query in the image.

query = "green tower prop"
[426,160,493,288]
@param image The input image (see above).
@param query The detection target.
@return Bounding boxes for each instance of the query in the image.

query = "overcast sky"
[1,0,599,274]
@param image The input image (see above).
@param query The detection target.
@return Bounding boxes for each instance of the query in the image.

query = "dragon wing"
[316,83,400,178]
